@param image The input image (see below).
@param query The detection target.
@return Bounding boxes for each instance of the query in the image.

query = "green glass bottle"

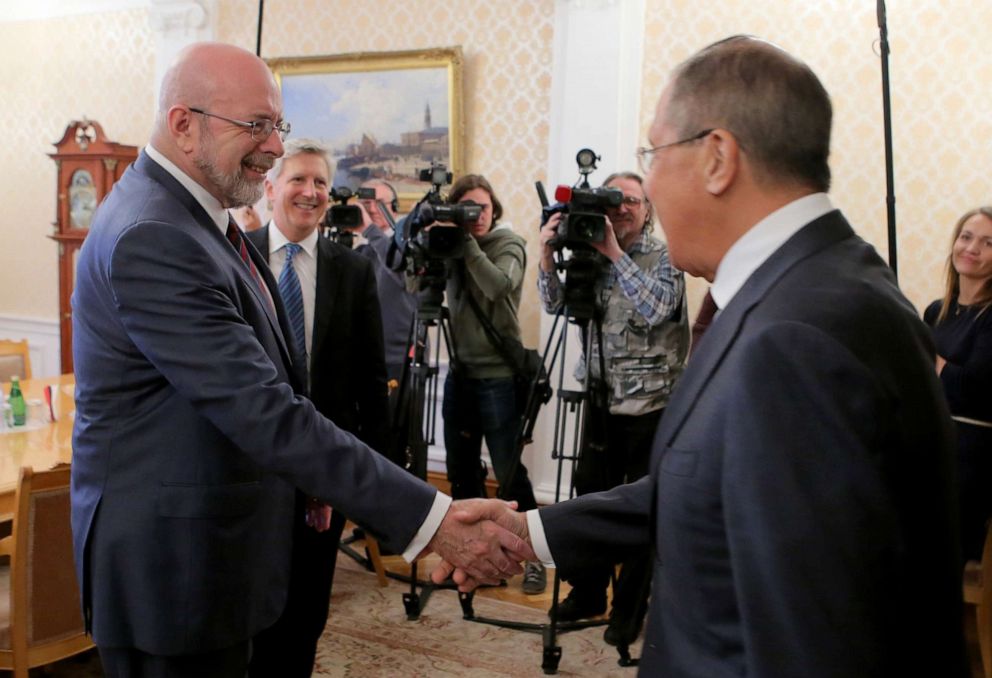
[9,375,26,426]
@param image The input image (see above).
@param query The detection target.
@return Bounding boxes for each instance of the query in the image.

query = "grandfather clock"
[49,119,138,372]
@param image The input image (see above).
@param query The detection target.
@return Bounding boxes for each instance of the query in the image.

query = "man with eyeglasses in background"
[536,171,689,646]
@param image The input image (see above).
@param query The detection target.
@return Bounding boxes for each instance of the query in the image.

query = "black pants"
[99,641,251,678]
[957,420,992,562]
[248,492,347,678]
[565,405,663,628]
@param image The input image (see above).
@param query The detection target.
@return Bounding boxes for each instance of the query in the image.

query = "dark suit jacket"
[540,210,967,677]
[70,151,436,655]
[246,226,388,451]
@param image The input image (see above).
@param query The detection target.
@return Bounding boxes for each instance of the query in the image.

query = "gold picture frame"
[267,47,464,214]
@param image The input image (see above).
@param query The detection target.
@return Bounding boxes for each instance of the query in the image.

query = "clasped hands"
[424,498,535,592]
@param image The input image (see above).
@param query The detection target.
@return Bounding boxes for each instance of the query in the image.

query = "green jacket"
[446,223,526,378]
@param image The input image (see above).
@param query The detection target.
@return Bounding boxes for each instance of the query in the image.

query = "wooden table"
[0,374,75,514]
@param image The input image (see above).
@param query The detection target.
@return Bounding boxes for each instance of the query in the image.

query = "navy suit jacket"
[540,211,967,677]
[70,152,436,654]
[246,226,388,451]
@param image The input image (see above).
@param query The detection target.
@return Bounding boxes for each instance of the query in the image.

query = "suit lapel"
[652,210,855,471]
[137,154,296,384]
[311,237,342,377]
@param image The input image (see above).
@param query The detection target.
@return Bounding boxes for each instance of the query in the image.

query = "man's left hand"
[591,216,625,262]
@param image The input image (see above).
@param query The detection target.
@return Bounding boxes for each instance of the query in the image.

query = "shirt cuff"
[526,509,556,567]
[401,491,453,562]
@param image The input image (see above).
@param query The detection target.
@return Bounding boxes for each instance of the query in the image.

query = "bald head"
[155,43,279,132]
[150,42,285,208]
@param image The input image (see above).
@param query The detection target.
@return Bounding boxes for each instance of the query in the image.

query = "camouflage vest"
[585,237,689,416]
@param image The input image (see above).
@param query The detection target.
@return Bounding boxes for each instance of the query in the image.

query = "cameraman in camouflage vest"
[537,171,689,646]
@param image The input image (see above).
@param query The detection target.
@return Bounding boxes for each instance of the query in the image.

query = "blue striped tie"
[278,243,307,359]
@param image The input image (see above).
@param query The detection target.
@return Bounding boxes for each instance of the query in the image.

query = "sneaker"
[522,561,547,594]
[550,589,607,621]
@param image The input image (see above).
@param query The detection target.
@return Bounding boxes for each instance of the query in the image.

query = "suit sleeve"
[722,321,902,677]
[538,475,654,571]
[108,221,436,553]
[354,257,389,452]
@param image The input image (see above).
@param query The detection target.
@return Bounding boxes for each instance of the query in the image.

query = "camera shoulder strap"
[464,290,522,375]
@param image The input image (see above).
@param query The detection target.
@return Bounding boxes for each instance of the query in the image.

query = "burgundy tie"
[689,289,718,357]
[226,219,264,290]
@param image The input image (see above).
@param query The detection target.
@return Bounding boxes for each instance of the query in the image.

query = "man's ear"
[702,129,740,196]
[168,106,196,153]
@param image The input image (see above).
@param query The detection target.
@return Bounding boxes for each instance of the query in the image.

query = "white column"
[148,0,217,101]
[529,0,646,505]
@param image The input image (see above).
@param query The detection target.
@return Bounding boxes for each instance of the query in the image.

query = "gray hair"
[602,171,654,233]
[667,35,832,192]
[268,138,333,182]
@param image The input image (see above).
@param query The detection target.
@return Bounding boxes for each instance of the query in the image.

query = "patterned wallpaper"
[1,0,989,331]
[0,9,155,320]
[641,0,992,313]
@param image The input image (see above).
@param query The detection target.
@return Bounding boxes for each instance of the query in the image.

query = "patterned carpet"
[314,559,642,677]
[32,556,641,677]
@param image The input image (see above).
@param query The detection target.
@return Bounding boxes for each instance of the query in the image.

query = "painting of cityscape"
[268,48,464,210]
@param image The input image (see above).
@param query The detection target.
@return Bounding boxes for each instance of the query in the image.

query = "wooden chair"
[0,339,32,382]
[965,519,992,678]
[0,465,93,677]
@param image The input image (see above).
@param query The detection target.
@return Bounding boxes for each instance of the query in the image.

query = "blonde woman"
[924,206,992,562]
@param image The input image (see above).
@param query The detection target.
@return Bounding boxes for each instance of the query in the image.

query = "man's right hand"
[429,499,533,591]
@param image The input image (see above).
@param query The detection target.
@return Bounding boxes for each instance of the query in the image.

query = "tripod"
[336,267,469,618]
[457,252,639,673]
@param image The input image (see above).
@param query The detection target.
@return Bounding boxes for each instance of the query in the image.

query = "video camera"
[537,148,621,320]
[540,148,623,249]
[324,186,378,248]
[397,162,479,262]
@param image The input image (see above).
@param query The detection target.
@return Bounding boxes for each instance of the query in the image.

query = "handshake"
[424,498,537,592]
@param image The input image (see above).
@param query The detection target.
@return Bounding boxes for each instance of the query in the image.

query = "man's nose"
[259,130,284,157]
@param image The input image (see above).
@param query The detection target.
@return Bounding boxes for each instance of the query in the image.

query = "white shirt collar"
[710,193,834,310]
[267,220,320,258]
[145,144,230,234]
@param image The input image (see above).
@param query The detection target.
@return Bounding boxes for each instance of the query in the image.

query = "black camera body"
[558,186,622,246]
[325,186,363,231]
[400,162,473,262]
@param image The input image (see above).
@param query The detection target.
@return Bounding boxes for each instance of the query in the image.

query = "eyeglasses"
[606,195,644,209]
[189,107,291,142]
[636,128,714,174]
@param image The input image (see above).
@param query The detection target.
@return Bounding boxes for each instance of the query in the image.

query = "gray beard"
[194,157,263,208]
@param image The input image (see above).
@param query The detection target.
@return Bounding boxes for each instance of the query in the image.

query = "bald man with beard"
[70,42,534,677]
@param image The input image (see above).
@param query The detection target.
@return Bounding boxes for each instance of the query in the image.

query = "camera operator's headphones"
[386,183,399,213]
[378,181,399,213]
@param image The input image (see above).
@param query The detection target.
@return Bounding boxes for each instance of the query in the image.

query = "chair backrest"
[0,465,91,671]
[0,339,32,382]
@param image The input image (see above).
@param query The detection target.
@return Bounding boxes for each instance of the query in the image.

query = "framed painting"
[267,47,464,212]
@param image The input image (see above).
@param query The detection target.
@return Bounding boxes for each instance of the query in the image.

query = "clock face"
[69,169,97,230]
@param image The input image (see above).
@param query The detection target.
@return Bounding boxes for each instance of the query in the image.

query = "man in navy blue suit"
[70,42,533,677]
[245,138,389,676]
[441,36,968,677]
